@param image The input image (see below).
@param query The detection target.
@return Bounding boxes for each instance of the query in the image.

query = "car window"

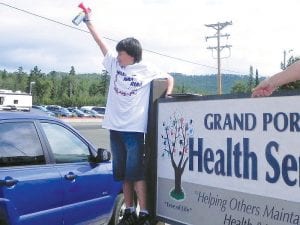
[41,122,90,163]
[0,122,45,167]
[93,107,105,114]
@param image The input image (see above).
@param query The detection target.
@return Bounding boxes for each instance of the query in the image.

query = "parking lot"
[64,118,110,150]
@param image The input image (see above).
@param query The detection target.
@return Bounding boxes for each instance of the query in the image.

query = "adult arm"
[252,61,300,97]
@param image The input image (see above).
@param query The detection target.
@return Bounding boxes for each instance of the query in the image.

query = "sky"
[0,0,299,77]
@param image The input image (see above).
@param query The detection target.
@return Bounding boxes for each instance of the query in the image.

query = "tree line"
[0,66,109,107]
[230,56,300,94]
[1,65,249,107]
[1,60,299,107]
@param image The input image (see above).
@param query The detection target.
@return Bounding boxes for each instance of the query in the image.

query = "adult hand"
[251,78,277,97]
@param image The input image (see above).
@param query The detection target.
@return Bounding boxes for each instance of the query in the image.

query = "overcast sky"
[0,0,299,77]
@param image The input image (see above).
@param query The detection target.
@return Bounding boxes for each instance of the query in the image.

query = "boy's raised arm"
[84,15,108,57]
[165,74,174,97]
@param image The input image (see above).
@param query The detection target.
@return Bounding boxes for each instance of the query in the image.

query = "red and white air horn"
[72,2,91,26]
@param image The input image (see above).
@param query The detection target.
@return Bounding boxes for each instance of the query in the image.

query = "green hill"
[171,73,251,95]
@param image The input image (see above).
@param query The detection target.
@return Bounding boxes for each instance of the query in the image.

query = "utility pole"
[281,49,293,70]
[205,21,232,94]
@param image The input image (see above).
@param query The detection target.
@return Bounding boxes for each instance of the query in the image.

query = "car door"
[0,120,63,225]
[40,121,116,225]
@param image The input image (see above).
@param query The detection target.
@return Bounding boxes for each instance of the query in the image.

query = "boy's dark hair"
[116,37,142,63]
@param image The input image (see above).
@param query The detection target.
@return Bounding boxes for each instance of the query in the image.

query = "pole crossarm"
[205,21,232,29]
[205,33,230,41]
[207,45,232,51]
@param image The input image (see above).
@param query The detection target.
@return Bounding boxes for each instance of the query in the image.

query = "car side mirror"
[89,148,111,163]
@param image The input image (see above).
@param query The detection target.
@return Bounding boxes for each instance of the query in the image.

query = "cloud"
[0,0,300,76]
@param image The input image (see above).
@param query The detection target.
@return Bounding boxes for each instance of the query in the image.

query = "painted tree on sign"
[161,112,193,200]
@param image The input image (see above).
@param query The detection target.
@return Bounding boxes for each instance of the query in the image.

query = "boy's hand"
[83,12,91,23]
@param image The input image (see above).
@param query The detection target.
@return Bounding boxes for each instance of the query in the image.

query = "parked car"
[0,111,124,225]
[80,108,102,118]
[81,106,106,116]
[32,105,55,117]
[80,106,95,111]
[91,107,106,116]
[67,108,90,118]
[46,105,73,117]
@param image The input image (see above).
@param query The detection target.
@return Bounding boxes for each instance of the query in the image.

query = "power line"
[0,2,245,75]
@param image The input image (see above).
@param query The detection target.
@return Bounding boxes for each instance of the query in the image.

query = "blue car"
[46,105,73,117]
[31,105,56,117]
[0,112,124,225]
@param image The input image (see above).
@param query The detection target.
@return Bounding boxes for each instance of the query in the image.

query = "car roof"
[0,111,60,122]
[0,111,97,153]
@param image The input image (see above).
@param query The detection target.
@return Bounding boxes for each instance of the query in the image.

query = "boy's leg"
[118,181,138,225]
[110,130,138,225]
[123,132,151,225]
[122,132,151,225]
[134,180,147,210]
[123,181,135,207]
[122,131,145,183]
[135,180,151,225]
[110,130,126,181]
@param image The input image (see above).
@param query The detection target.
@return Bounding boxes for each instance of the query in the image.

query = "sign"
[156,95,300,225]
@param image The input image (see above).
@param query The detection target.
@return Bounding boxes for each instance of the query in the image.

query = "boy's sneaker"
[117,209,137,225]
[137,212,151,225]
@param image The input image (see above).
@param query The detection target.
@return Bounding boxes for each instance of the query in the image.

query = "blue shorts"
[110,130,145,181]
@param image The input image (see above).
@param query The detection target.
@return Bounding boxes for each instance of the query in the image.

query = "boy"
[84,15,174,225]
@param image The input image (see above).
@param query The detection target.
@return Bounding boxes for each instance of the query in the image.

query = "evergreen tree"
[34,78,51,105]
[48,71,60,104]
[99,70,109,96]
[30,66,43,77]
[248,65,254,92]
[255,69,259,86]
[60,74,70,103]
[180,84,186,93]
[279,56,300,91]
[89,70,109,97]
[15,67,28,92]
[231,81,248,94]
[28,66,43,94]
[68,66,76,97]
[0,70,9,88]
[1,69,7,80]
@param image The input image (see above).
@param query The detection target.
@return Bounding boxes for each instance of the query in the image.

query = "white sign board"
[156,95,300,225]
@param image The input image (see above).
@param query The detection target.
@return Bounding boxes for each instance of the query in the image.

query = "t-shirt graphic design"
[113,70,142,96]
[102,51,169,132]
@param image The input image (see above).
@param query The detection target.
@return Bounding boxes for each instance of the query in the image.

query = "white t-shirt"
[102,51,169,133]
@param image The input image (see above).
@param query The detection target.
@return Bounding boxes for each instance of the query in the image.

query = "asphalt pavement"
[63,118,110,150]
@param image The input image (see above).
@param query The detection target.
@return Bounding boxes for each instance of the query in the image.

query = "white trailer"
[0,90,32,111]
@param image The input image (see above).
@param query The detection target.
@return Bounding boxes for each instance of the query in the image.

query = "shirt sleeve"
[102,51,117,75]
